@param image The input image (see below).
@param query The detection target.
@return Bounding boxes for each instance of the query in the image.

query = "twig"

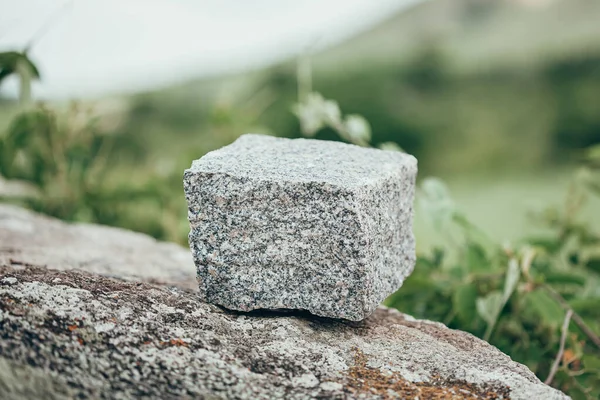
[545,309,573,385]
[543,284,600,350]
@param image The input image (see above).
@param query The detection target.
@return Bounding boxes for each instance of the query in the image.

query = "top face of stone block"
[189,134,417,187]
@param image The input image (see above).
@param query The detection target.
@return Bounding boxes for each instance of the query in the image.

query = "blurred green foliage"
[0,104,187,241]
[116,48,600,178]
[0,50,40,104]
[386,157,600,400]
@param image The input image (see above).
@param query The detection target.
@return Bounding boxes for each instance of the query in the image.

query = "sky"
[0,0,422,99]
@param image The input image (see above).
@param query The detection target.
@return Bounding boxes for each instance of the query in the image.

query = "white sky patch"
[0,0,423,99]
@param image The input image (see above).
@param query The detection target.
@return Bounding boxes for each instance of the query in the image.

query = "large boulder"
[0,205,568,399]
[0,204,195,290]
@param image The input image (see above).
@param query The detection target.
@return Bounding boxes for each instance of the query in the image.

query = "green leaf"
[544,272,586,286]
[585,257,600,273]
[502,258,520,304]
[570,297,600,317]
[378,142,404,152]
[524,235,563,254]
[453,283,478,323]
[476,291,503,327]
[583,354,600,371]
[586,179,600,197]
[418,177,456,230]
[292,93,328,136]
[448,264,466,280]
[0,138,6,176]
[475,261,519,341]
[452,213,495,253]
[585,144,600,163]
[392,276,438,294]
[343,114,371,145]
[524,289,565,329]
[465,242,489,273]
[415,248,444,272]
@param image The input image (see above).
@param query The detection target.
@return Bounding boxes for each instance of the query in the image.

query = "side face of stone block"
[183,134,417,320]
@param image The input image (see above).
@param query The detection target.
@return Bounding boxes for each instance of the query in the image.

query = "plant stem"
[543,284,600,350]
[483,323,494,343]
[483,311,500,342]
[545,309,573,385]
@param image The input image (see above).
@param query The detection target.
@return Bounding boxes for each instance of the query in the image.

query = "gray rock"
[183,134,418,321]
[0,204,196,290]
[0,206,569,399]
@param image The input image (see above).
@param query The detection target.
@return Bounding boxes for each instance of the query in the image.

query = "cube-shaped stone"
[183,134,417,321]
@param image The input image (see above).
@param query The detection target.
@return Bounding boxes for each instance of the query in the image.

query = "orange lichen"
[159,338,188,347]
[562,349,576,365]
[343,348,510,400]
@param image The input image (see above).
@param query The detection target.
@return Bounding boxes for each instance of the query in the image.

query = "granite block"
[183,134,417,320]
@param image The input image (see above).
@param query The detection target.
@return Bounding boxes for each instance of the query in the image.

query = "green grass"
[416,168,600,251]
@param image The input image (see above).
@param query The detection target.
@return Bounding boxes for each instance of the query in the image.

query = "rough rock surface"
[0,206,569,399]
[0,204,195,290]
[184,134,417,321]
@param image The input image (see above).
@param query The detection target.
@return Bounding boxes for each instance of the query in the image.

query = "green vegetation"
[0,50,40,104]
[0,104,187,241]
[387,164,600,399]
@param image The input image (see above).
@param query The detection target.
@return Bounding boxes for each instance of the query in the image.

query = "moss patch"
[344,348,511,399]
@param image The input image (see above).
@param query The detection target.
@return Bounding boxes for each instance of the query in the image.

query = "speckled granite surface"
[183,134,417,321]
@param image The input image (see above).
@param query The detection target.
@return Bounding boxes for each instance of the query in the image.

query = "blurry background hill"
[1,0,600,242]
[99,0,600,243]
